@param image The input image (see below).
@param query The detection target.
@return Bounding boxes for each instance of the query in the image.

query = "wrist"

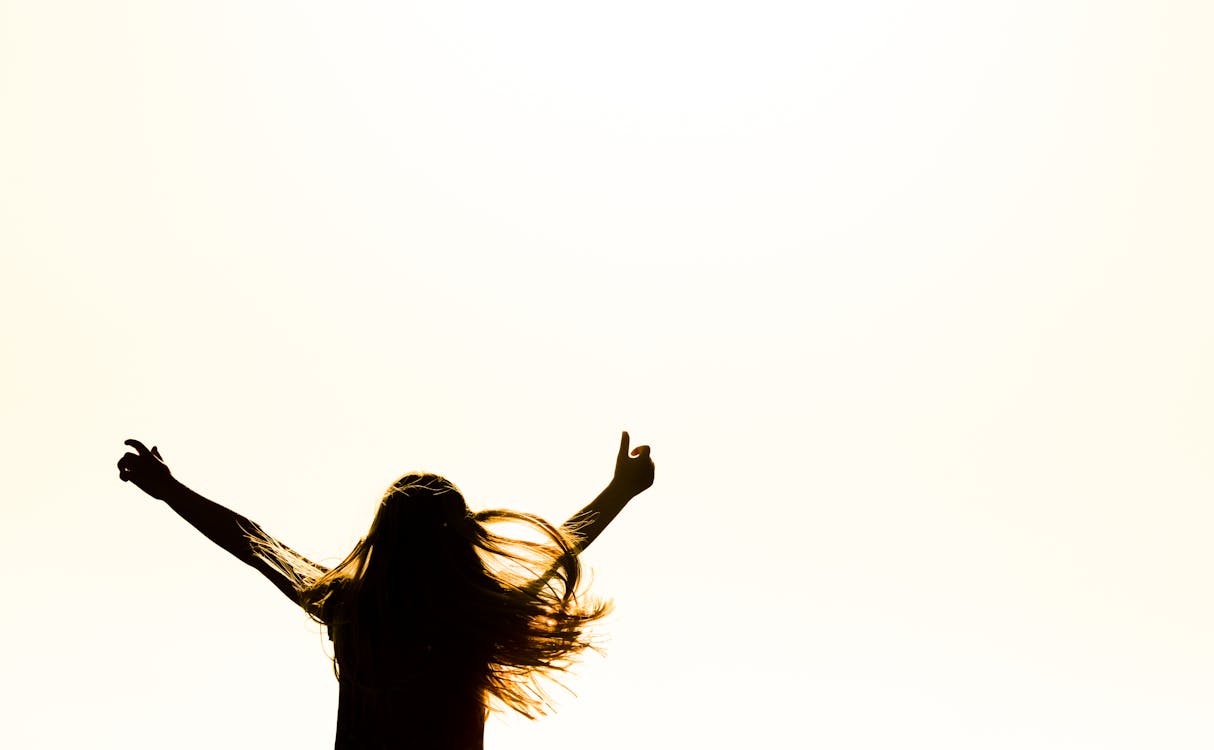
[148,476,186,502]
[605,480,640,502]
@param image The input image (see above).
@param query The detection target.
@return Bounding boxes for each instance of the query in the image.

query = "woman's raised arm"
[524,432,654,596]
[560,431,655,554]
[117,439,315,606]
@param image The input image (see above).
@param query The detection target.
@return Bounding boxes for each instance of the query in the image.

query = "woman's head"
[352,473,497,615]
[364,472,472,551]
[253,471,610,716]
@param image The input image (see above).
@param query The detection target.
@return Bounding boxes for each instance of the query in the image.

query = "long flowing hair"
[249,473,610,717]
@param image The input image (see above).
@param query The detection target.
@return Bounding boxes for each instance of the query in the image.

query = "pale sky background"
[2,2,1213,748]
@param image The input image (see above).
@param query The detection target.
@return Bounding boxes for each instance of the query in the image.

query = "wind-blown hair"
[249,473,610,718]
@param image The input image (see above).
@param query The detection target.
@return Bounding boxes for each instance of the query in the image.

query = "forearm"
[562,482,639,554]
[158,479,263,563]
[524,484,637,595]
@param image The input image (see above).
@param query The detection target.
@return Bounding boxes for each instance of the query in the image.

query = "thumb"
[151,446,163,461]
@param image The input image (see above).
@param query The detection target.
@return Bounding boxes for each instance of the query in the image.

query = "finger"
[124,439,150,456]
[618,431,630,461]
[117,455,133,480]
[151,446,163,461]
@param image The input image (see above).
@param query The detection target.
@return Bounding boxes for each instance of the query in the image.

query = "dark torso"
[333,682,485,750]
[330,621,488,750]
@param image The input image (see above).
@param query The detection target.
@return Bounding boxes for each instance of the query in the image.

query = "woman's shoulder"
[307,576,350,629]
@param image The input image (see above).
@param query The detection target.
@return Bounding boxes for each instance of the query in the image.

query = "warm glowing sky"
[3,2,1213,748]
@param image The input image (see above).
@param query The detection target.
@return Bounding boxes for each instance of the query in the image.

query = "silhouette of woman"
[117,432,654,750]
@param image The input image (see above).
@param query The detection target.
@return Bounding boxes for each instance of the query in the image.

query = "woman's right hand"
[117,439,177,500]
[611,431,655,497]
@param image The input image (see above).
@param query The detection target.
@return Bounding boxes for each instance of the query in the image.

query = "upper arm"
[245,555,307,606]
[237,525,327,610]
